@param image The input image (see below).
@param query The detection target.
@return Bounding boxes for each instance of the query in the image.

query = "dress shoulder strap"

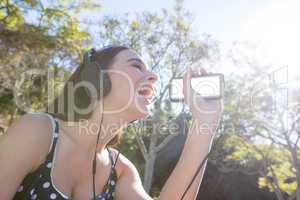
[29,112,59,155]
[106,147,120,168]
[106,147,114,165]
[43,113,59,155]
[113,150,120,168]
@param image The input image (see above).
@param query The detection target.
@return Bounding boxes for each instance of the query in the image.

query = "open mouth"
[137,84,154,100]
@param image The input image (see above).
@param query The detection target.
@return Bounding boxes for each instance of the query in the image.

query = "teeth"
[138,88,153,98]
[140,86,151,91]
[137,84,154,99]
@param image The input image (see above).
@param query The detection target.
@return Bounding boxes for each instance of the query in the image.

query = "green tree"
[0,0,101,125]
[216,42,300,200]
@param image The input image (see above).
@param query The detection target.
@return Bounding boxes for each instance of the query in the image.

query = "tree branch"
[154,133,177,153]
[136,133,148,160]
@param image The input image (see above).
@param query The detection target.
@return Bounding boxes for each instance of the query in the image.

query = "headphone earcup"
[80,62,112,100]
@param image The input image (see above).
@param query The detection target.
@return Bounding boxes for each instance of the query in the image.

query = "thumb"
[182,65,194,101]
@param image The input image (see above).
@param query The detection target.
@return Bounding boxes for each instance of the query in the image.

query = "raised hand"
[182,66,223,126]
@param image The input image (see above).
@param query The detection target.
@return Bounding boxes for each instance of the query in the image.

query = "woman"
[0,46,222,200]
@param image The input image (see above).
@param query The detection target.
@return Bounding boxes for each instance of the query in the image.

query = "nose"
[145,71,158,83]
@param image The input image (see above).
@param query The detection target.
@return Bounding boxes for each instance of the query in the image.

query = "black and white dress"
[13,112,120,200]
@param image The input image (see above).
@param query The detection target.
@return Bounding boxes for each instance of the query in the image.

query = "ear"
[80,61,112,100]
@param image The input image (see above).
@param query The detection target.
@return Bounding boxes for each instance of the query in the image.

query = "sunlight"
[240,0,300,89]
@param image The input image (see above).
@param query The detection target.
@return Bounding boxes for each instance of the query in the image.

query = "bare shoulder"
[0,113,55,199]
[2,112,53,143]
[107,148,141,181]
[108,148,152,199]
[107,148,132,166]
[1,112,54,171]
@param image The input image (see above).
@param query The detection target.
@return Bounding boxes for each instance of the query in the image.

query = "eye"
[132,64,142,71]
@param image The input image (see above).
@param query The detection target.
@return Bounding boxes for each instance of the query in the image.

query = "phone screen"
[169,74,224,102]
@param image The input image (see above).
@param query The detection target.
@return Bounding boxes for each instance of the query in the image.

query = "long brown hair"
[46,45,130,146]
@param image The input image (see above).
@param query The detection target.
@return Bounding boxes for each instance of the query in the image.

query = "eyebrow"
[127,58,149,70]
[127,58,144,64]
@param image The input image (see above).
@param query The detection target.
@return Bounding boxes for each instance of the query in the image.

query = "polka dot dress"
[13,113,120,200]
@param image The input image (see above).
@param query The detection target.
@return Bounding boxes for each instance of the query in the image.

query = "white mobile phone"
[169,73,224,102]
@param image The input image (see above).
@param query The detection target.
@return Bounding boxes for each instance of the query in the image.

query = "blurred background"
[0,0,299,199]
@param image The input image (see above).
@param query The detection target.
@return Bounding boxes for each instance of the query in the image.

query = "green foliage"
[215,57,300,199]
[224,133,298,196]
[0,0,100,121]
[119,125,145,175]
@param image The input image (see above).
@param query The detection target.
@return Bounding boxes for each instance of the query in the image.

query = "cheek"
[125,67,143,83]
[109,68,142,96]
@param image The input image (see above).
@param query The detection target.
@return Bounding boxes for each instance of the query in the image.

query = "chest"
[51,142,113,199]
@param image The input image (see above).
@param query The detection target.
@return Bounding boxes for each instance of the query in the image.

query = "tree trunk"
[144,152,156,192]
[8,106,18,125]
[143,104,161,192]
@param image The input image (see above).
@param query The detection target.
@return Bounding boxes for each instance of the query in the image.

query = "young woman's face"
[103,49,157,120]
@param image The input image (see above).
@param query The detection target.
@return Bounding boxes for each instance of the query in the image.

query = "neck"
[58,105,129,155]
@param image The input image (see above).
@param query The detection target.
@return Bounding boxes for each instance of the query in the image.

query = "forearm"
[180,161,207,200]
[158,117,217,200]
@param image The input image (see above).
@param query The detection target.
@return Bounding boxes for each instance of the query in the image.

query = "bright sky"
[100,0,300,88]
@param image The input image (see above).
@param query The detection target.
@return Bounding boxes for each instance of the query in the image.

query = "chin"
[138,111,150,119]
[124,110,148,124]
[130,103,149,120]
[129,95,150,119]
[131,106,149,120]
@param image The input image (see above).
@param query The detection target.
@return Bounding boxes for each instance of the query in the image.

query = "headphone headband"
[83,48,96,64]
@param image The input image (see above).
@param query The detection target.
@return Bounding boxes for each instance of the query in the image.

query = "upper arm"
[0,113,53,200]
[115,153,152,200]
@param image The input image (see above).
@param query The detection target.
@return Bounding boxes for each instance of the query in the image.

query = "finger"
[200,67,208,76]
[183,65,192,87]
[183,65,193,96]
[190,66,198,76]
